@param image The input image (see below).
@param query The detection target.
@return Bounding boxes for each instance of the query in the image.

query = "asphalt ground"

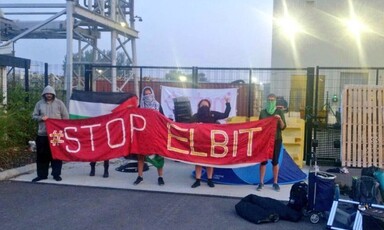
[1,157,363,230]
[0,180,328,230]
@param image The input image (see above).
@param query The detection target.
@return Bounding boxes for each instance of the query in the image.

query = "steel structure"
[0,0,139,104]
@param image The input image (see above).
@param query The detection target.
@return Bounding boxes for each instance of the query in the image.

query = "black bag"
[235,194,302,224]
[287,181,308,212]
[363,214,384,230]
[351,176,380,204]
[362,207,384,230]
[361,166,380,178]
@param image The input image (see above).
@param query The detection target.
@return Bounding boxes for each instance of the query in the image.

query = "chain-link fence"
[1,61,66,103]
[3,63,383,166]
[312,67,384,165]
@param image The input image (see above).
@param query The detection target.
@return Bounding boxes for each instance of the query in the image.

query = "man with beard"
[190,98,231,188]
[32,85,69,182]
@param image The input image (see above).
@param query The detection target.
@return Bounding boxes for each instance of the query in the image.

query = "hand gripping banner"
[46,108,277,168]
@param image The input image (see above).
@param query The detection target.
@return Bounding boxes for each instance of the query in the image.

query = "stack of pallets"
[342,85,384,167]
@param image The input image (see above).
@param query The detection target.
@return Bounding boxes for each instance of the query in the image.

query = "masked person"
[133,86,165,186]
[190,98,231,188]
[32,85,69,182]
[256,93,286,192]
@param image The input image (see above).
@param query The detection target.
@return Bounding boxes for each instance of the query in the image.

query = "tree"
[165,70,190,81]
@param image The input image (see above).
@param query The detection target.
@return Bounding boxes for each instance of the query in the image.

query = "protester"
[256,93,286,192]
[276,96,288,112]
[31,85,69,182]
[133,86,165,186]
[89,160,109,178]
[190,97,231,188]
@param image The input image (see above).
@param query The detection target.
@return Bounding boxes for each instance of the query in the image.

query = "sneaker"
[31,176,47,182]
[133,176,143,185]
[207,179,215,188]
[256,183,264,191]
[158,177,165,186]
[273,183,280,192]
[191,180,201,188]
[53,176,62,181]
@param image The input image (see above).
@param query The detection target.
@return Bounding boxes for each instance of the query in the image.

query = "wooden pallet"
[342,85,384,167]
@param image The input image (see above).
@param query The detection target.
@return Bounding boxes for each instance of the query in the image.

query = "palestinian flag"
[69,90,138,119]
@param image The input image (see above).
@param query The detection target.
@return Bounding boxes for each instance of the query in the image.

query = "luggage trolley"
[307,139,336,224]
[307,171,336,223]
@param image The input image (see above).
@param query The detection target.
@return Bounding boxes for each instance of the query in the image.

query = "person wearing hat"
[32,85,69,182]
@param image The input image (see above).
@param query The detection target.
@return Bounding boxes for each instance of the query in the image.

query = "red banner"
[46,108,277,168]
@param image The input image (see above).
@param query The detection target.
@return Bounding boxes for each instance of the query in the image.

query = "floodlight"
[179,75,187,82]
[345,18,368,37]
[276,16,302,39]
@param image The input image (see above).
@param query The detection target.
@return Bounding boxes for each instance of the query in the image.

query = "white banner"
[160,86,237,122]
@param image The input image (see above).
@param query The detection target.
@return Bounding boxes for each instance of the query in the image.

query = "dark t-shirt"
[259,109,286,140]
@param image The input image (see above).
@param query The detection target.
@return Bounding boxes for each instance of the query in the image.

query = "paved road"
[0,181,327,230]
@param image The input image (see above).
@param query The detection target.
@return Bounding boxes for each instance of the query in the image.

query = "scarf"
[266,100,276,115]
[140,86,160,111]
[196,106,214,123]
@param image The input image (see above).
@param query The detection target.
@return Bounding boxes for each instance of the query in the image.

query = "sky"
[0,0,273,68]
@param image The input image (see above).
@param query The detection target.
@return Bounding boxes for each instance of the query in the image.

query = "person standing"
[32,85,69,182]
[190,98,231,188]
[133,86,165,186]
[256,93,286,192]
[89,161,109,178]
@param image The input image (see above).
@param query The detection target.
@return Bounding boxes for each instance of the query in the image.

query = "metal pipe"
[65,0,75,107]
[5,12,61,15]
[0,9,66,47]
[130,0,139,96]
[111,0,117,92]
[0,4,66,8]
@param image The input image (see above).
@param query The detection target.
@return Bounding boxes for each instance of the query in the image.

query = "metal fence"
[312,67,384,165]
[87,65,308,117]
[3,63,384,166]
[1,61,66,102]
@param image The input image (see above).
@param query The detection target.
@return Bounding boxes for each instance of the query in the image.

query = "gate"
[312,67,384,165]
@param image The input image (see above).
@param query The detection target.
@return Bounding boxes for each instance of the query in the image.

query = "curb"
[0,163,36,181]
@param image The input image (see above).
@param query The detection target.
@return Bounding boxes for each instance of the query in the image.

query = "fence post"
[305,67,315,165]
[247,69,252,117]
[84,64,92,92]
[139,67,143,94]
[376,68,379,85]
[192,66,198,88]
[24,62,29,102]
[44,63,48,87]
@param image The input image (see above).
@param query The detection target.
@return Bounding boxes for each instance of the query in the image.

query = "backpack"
[361,166,380,178]
[287,181,308,212]
[351,176,380,205]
